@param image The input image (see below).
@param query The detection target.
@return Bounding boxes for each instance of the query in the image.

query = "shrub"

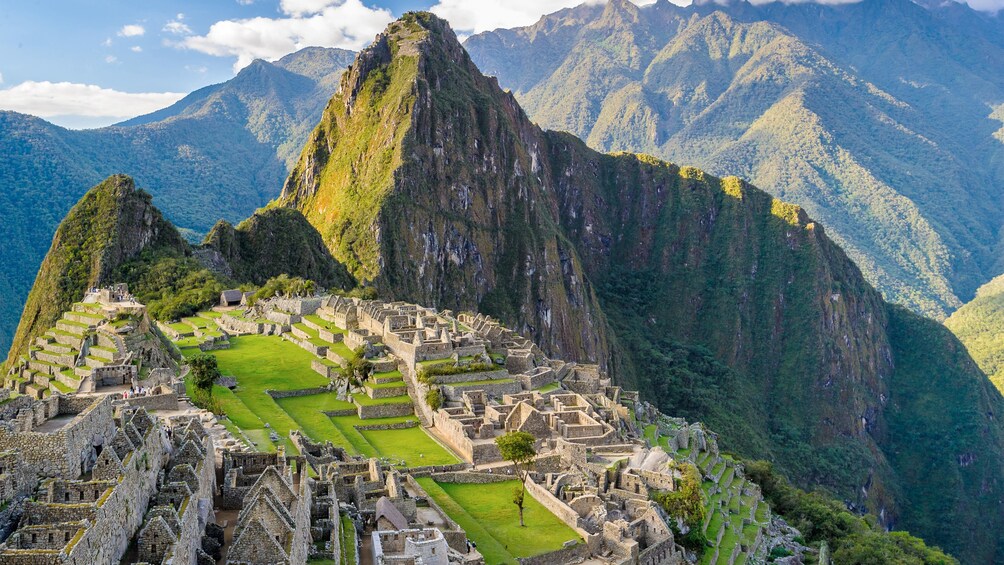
[417,361,495,384]
[425,388,443,410]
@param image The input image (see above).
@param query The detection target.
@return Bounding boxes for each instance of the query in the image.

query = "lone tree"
[495,430,537,527]
[338,346,373,395]
[190,353,221,395]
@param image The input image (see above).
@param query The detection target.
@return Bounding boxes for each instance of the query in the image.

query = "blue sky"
[0,0,999,128]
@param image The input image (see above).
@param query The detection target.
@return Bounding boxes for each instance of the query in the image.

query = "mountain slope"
[5,175,190,365]
[464,0,1004,319]
[946,274,1004,393]
[0,47,353,355]
[280,14,1004,562]
[199,207,355,289]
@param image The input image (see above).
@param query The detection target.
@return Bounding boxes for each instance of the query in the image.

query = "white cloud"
[0,81,185,127]
[0,72,4,85]
[164,20,192,35]
[105,55,118,64]
[131,46,143,53]
[102,37,113,47]
[429,0,641,34]
[280,0,341,17]
[179,0,392,71]
[118,24,146,37]
[236,0,255,5]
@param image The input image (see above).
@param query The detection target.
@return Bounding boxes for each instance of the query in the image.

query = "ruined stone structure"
[0,407,167,563]
[135,416,216,565]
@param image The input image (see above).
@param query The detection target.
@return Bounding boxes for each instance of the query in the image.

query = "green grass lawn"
[339,513,357,565]
[351,392,412,406]
[416,479,580,565]
[368,379,406,389]
[275,393,356,448]
[536,382,561,393]
[180,335,330,454]
[359,426,458,467]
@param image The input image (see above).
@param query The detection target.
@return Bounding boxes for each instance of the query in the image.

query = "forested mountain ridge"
[0,47,354,356]
[464,0,1004,320]
[946,274,1004,393]
[280,13,1004,562]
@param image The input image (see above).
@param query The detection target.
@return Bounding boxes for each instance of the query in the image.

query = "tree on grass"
[495,430,537,527]
[338,346,373,394]
[190,353,221,395]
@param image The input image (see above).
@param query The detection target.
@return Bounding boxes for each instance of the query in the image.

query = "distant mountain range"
[0,47,354,354]
[464,0,1004,320]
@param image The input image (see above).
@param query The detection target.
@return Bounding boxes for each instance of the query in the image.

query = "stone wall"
[0,396,117,479]
[423,369,509,385]
[517,541,591,565]
[442,380,522,402]
[356,402,415,419]
[116,391,179,412]
[266,387,331,400]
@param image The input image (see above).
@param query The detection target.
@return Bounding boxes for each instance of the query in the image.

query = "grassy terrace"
[172,323,458,466]
[368,378,407,389]
[444,378,515,387]
[180,334,331,453]
[352,391,412,406]
[303,314,347,335]
[371,369,403,381]
[416,479,580,565]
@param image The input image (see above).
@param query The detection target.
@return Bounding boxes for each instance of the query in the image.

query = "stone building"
[0,407,168,564]
[136,416,216,564]
[0,395,117,479]
[225,465,313,565]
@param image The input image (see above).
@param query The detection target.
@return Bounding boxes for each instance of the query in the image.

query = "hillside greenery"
[276,13,1004,562]
[945,274,1004,393]
[745,460,956,564]
[4,175,191,367]
[464,0,1004,319]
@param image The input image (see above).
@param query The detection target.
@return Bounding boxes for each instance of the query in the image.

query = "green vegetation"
[651,462,705,548]
[745,460,956,564]
[425,387,443,409]
[339,513,357,565]
[248,274,316,305]
[189,353,221,394]
[495,430,537,527]
[5,175,189,369]
[203,208,354,290]
[416,478,580,565]
[465,5,1003,319]
[417,361,495,384]
[945,274,1004,393]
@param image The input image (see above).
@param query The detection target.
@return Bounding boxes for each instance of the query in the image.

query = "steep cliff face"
[282,14,608,363]
[465,0,1004,320]
[200,207,355,290]
[281,14,1004,561]
[5,175,189,366]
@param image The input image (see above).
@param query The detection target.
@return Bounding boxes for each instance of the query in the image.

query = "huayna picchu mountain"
[279,13,1004,562]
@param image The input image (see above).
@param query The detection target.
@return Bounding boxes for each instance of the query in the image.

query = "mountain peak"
[5,174,188,367]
